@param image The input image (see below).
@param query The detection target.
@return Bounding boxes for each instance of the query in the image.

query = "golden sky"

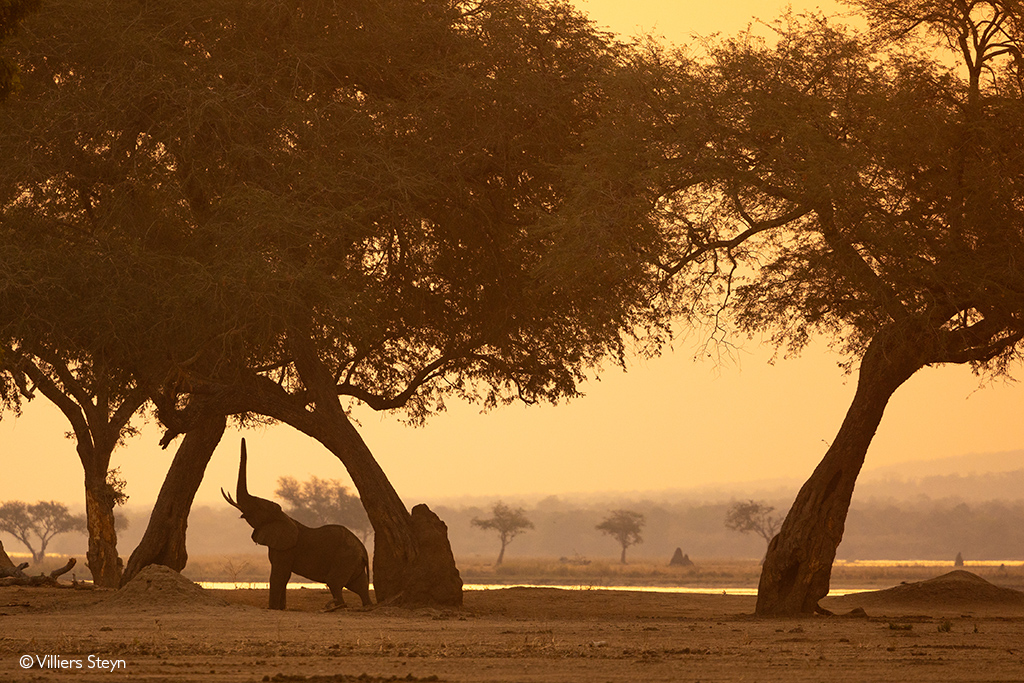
[1,0,1021,510]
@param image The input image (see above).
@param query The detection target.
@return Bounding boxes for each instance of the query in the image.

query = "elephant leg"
[346,571,372,607]
[325,583,348,610]
[268,562,292,610]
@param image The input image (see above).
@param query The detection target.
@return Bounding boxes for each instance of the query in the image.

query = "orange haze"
[1,0,1020,511]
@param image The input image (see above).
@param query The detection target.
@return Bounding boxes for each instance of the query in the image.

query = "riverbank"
[11,553,1024,592]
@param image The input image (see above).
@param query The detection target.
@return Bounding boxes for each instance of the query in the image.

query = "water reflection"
[196,582,872,597]
[197,560,1020,595]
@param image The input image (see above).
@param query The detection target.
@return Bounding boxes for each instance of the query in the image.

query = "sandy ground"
[2,568,1024,683]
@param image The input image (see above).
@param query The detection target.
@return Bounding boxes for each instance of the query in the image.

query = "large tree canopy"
[0,0,671,601]
[639,0,1024,614]
[2,0,669,415]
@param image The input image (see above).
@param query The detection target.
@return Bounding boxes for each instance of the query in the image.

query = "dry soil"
[2,566,1023,682]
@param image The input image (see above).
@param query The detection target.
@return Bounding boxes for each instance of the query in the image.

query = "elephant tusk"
[221,488,240,509]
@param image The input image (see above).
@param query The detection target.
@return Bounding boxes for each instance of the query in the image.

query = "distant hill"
[855,450,1024,502]
[862,449,1024,479]
[421,451,1024,509]
[856,469,1024,502]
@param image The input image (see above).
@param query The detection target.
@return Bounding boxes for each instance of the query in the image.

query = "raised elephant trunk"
[236,438,253,504]
[221,438,253,511]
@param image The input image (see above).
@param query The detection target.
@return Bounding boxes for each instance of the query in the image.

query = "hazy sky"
[1,0,1021,512]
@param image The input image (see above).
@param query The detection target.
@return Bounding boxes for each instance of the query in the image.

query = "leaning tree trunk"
[305,395,463,606]
[755,329,928,615]
[289,335,463,606]
[121,413,226,586]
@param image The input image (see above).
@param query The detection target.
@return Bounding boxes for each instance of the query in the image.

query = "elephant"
[221,439,372,610]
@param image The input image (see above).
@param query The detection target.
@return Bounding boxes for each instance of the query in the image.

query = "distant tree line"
[472,503,648,565]
[448,497,1024,564]
[26,496,1024,565]
[275,476,373,543]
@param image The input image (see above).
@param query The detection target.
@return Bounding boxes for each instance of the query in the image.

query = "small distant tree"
[725,500,782,551]
[275,476,372,543]
[0,501,86,562]
[597,509,645,564]
[471,502,534,566]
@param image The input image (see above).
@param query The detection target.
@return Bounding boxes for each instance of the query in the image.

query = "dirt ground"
[2,567,1024,683]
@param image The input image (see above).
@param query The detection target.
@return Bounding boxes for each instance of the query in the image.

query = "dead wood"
[0,557,78,587]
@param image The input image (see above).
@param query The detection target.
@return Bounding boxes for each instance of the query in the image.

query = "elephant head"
[221,439,299,550]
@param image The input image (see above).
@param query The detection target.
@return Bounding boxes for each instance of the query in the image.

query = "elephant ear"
[252,517,299,550]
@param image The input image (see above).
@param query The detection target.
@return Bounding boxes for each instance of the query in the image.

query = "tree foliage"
[2,0,670,419]
[724,500,782,545]
[471,501,534,565]
[632,0,1024,614]
[275,476,371,541]
[596,509,645,564]
[0,500,86,562]
[615,4,1023,369]
[0,0,38,101]
[0,0,675,603]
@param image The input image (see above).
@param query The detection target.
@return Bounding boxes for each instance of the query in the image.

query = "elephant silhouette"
[222,439,371,610]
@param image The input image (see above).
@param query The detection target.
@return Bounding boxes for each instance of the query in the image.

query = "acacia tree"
[638,1,1024,614]
[725,500,782,550]
[0,350,147,586]
[1,0,671,604]
[0,501,86,562]
[596,509,645,564]
[276,476,372,542]
[471,502,534,565]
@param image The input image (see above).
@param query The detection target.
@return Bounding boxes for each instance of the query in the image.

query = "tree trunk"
[303,400,462,605]
[496,540,506,566]
[121,413,226,586]
[0,540,15,571]
[287,334,462,606]
[755,329,927,615]
[83,465,121,588]
[620,546,627,564]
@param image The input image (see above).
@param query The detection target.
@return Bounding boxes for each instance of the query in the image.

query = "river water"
[196,581,868,596]
[198,559,1022,597]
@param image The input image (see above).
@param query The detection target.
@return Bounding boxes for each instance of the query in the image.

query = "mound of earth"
[837,570,1024,607]
[105,565,228,609]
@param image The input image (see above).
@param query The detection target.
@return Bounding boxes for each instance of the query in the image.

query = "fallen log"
[0,557,78,587]
[0,562,30,579]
